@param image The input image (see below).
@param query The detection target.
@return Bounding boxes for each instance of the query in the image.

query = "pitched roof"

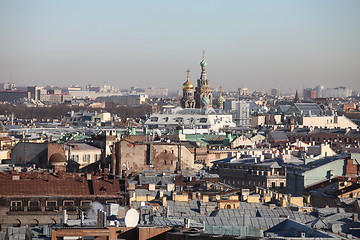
[268,131,289,141]
[293,103,323,116]
[0,172,122,197]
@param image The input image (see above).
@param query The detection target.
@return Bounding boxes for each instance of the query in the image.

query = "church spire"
[195,52,212,109]
[294,90,300,103]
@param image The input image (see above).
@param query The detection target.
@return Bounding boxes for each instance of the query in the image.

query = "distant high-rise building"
[321,87,351,98]
[303,88,316,99]
[271,88,280,97]
[0,83,16,91]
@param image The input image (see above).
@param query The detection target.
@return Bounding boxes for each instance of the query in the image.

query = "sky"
[1,0,360,92]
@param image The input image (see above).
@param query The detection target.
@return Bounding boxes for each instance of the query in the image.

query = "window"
[46,201,58,211]
[64,200,74,206]
[81,200,91,207]
[199,118,207,123]
[11,201,23,211]
[72,155,79,162]
[28,201,41,211]
[150,117,158,122]
[63,200,75,211]
[174,117,183,123]
[80,200,91,210]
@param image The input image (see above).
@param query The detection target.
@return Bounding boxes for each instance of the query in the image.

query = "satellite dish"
[125,208,139,227]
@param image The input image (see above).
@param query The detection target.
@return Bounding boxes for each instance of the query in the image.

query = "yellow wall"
[290,197,304,207]
[247,195,260,203]
[174,194,188,202]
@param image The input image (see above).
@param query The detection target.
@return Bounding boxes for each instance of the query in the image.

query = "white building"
[302,115,358,129]
[316,86,351,98]
[144,107,235,134]
[224,100,251,127]
[65,143,102,168]
[145,87,168,98]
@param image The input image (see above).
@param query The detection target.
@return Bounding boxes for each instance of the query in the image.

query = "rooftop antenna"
[125,208,139,227]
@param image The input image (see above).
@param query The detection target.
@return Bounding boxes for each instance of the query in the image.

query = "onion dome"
[218,95,225,105]
[200,58,207,68]
[201,96,210,105]
[183,79,194,90]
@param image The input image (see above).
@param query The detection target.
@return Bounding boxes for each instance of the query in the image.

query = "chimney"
[62,209,68,225]
[12,175,20,181]
[183,218,191,228]
[162,196,167,207]
[86,173,92,181]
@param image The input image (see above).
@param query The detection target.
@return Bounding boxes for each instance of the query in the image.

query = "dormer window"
[150,117,158,122]
[199,118,207,123]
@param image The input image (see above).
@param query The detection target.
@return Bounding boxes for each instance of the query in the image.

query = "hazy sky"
[1,0,359,92]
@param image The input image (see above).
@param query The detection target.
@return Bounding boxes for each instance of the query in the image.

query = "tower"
[294,90,300,103]
[181,69,195,108]
[214,86,225,110]
[194,53,213,109]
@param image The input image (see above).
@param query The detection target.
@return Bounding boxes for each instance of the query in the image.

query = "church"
[181,55,214,109]
[145,55,235,133]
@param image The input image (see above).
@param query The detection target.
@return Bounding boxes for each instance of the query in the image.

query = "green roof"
[184,134,234,147]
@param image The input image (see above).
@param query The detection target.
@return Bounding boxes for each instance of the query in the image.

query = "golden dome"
[183,79,194,90]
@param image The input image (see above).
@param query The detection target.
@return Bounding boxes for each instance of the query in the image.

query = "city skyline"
[1,0,360,92]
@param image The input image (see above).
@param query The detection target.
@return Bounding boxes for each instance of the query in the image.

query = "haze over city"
[1,0,360,92]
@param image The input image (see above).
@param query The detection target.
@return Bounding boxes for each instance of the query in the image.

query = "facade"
[145,87,168,98]
[286,154,349,196]
[112,140,200,176]
[303,88,317,99]
[63,111,112,126]
[0,90,28,102]
[194,56,213,109]
[114,94,148,105]
[10,142,102,170]
[0,83,16,90]
[0,171,126,228]
[213,157,286,191]
[301,115,357,129]
[64,143,102,169]
[144,108,235,134]
[224,100,251,127]
[11,142,66,169]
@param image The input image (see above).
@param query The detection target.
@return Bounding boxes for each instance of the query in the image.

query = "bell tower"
[194,52,213,109]
[181,69,195,108]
